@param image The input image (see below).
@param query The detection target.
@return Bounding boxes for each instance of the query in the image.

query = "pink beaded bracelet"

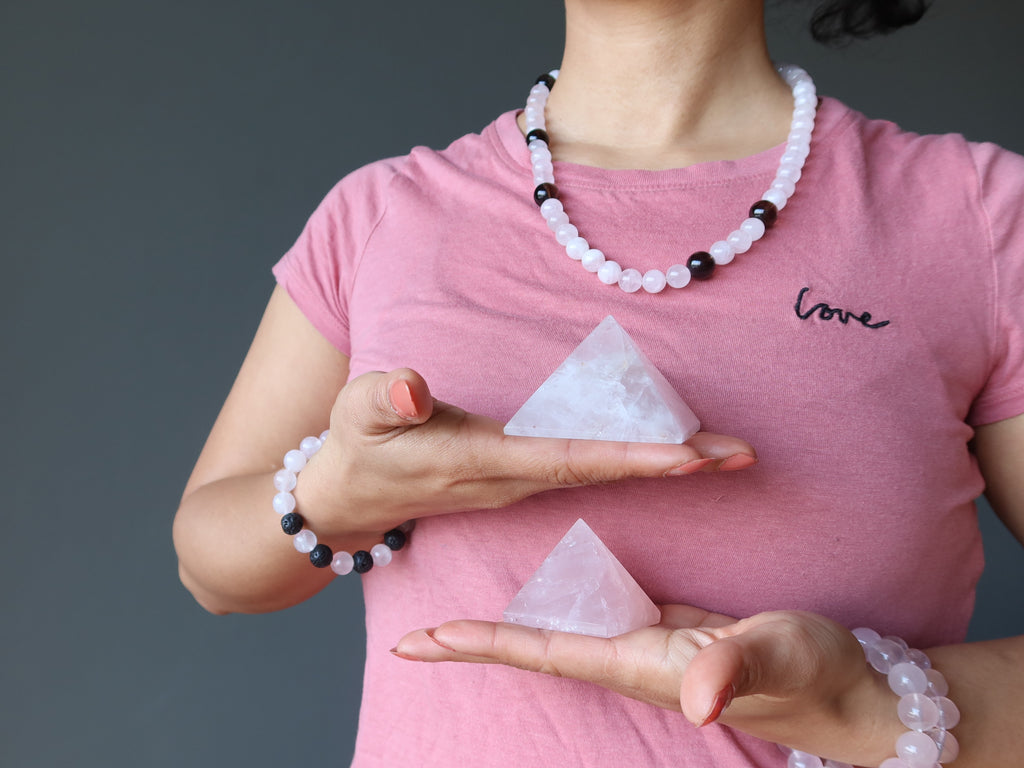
[783,629,959,768]
[272,430,409,575]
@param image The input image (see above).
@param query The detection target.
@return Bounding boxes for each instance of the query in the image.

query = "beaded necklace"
[523,65,817,294]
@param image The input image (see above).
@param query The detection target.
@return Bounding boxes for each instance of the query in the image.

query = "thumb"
[339,368,435,436]
[678,613,846,727]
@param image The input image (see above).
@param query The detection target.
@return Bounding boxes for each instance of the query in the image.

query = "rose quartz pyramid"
[503,519,661,638]
[503,316,700,443]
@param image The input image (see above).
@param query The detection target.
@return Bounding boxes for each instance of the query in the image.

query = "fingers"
[394,621,617,679]
[337,368,435,435]
[496,431,757,490]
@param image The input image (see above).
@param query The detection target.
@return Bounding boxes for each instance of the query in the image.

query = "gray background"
[2,1,1022,766]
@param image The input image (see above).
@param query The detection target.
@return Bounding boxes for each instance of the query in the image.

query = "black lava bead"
[686,251,716,281]
[749,199,779,228]
[383,528,407,551]
[533,183,558,206]
[534,73,556,89]
[280,512,304,535]
[352,550,374,574]
[525,128,549,146]
[309,544,333,568]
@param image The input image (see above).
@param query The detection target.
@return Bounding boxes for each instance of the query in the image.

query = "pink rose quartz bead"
[642,269,667,294]
[293,529,317,554]
[665,264,691,288]
[924,668,949,697]
[272,492,296,516]
[896,730,939,768]
[934,697,960,729]
[931,730,959,762]
[618,268,643,293]
[889,662,928,696]
[331,551,354,576]
[371,543,393,566]
[273,469,297,492]
[283,449,307,472]
[897,693,940,731]
[787,751,823,768]
[866,637,906,673]
[710,240,735,265]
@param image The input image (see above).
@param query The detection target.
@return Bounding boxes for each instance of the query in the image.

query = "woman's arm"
[395,413,1024,766]
[173,287,351,614]
[174,287,759,615]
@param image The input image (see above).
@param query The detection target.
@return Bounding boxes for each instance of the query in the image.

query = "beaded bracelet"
[782,629,959,768]
[272,430,409,575]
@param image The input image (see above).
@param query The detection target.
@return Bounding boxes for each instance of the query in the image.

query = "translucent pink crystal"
[503,519,661,638]
[503,316,700,444]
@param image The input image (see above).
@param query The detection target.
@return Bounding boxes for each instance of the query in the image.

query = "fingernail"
[699,684,734,727]
[389,647,423,662]
[388,379,417,419]
[425,628,456,651]
[664,458,714,477]
[720,454,757,471]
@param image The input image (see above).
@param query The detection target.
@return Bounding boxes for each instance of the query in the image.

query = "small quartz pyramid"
[503,316,700,443]
[503,519,661,638]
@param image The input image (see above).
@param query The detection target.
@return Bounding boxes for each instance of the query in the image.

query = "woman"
[174,0,1024,764]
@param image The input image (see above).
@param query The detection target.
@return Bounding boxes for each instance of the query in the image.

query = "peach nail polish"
[389,379,417,419]
[720,454,757,471]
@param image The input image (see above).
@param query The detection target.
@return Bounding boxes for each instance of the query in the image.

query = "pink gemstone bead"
[299,436,322,457]
[763,188,787,210]
[889,662,928,696]
[555,223,579,245]
[895,730,939,768]
[924,668,948,697]
[666,264,691,288]
[642,269,667,293]
[283,449,307,472]
[903,648,931,669]
[934,696,960,729]
[272,492,296,516]
[852,627,881,647]
[597,260,622,285]
[787,751,823,768]
[617,268,642,293]
[930,729,959,762]
[547,211,569,231]
[710,240,735,265]
[740,216,767,241]
[371,543,393,566]
[565,236,589,260]
[293,529,317,554]
[866,637,906,673]
[331,551,354,576]
[273,469,297,493]
[897,693,939,731]
[581,248,605,272]
[539,198,563,217]
[726,229,753,254]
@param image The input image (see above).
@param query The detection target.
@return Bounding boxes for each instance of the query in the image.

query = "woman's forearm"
[924,635,1024,766]
[173,468,382,615]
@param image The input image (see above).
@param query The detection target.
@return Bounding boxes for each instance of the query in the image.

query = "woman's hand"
[299,368,758,543]
[393,609,901,766]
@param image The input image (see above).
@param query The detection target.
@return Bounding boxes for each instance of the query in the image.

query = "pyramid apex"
[504,317,700,443]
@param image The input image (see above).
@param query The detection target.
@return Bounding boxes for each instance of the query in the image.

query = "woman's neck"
[524,0,794,169]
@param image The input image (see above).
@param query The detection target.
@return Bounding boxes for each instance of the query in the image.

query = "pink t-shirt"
[273,98,1024,767]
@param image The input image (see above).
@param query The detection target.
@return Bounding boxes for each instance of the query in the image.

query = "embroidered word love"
[794,287,890,329]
